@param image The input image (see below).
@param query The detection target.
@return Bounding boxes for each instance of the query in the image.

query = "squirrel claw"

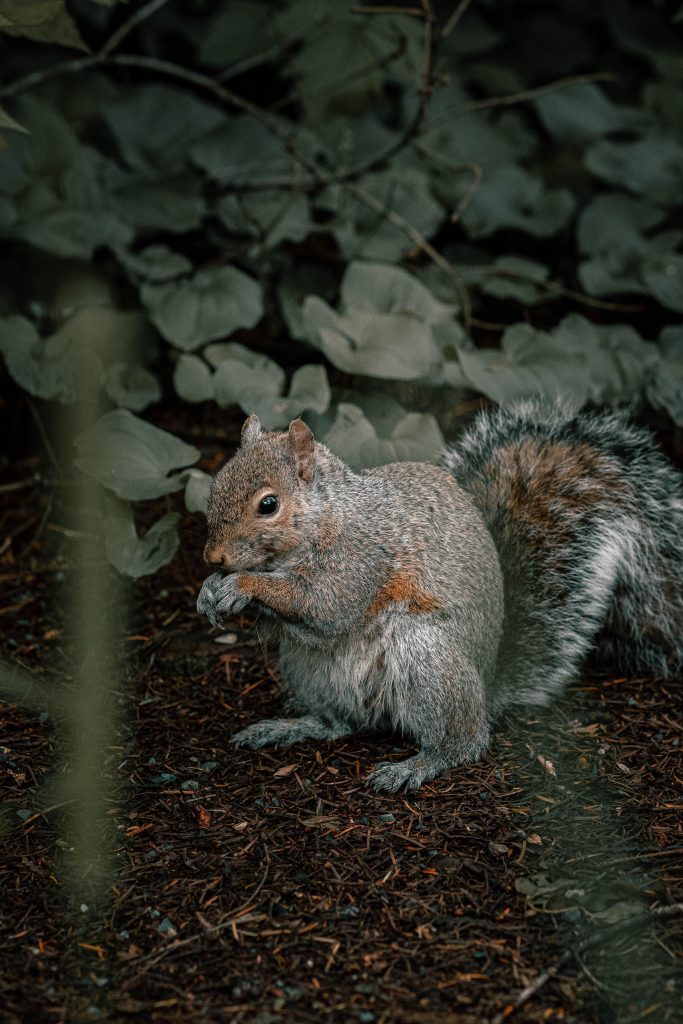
[367,754,444,793]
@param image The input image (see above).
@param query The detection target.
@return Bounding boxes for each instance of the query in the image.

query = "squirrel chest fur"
[197,404,682,792]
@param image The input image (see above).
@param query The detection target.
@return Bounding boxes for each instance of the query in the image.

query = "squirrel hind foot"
[366,752,449,792]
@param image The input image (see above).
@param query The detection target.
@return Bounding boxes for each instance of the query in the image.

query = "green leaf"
[191,114,295,186]
[642,252,683,312]
[459,164,575,239]
[0,315,51,398]
[0,1,88,51]
[534,84,643,144]
[0,308,153,405]
[300,261,450,381]
[473,255,551,306]
[455,315,657,408]
[184,470,213,515]
[141,265,264,351]
[107,171,206,234]
[323,403,444,470]
[199,0,272,70]
[282,363,331,422]
[115,245,193,284]
[102,362,161,413]
[0,104,27,134]
[74,410,200,500]
[303,297,438,380]
[103,85,224,173]
[278,265,338,341]
[577,192,683,299]
[319,169,443,262]
[340,261,456,324]
[216,189,312,250]
[173,354,214,404]
[585,132,683,205]
[209,342,285,412]
[647,326,683,425]
[103,503,180,579]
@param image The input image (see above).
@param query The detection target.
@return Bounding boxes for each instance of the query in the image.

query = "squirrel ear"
[241,414,262,447]
[288,419,316,482]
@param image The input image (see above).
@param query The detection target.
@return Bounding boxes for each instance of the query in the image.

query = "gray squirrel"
[196,402,683,792]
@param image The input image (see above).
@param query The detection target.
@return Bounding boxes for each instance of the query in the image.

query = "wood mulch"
[1,409,681,1024]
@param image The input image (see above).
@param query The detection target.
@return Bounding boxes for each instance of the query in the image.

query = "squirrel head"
[204,414,320,572]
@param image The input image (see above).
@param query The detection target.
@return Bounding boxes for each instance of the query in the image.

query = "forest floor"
[1,402,682,1024]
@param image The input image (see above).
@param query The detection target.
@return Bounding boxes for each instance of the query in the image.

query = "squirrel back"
[444,401,683,704]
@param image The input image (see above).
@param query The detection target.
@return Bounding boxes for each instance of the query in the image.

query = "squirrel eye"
[257,494,279,516]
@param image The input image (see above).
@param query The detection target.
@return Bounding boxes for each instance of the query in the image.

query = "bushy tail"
[443,402,682,707]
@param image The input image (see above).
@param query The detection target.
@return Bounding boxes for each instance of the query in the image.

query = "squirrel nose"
[204,544,226,567]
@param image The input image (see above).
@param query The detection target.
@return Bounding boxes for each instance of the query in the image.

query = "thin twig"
[0,659,60,714]
[443,71,618,121]
[0,478,38,494]
[351,5,424,13]
[27,398,60,475]
[491,950,571,1024]
[348,181,473,326]
[99,0,171,57]
[442,0,475,39]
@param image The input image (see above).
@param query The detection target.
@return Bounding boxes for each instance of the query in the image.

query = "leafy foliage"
[0,0,681,576]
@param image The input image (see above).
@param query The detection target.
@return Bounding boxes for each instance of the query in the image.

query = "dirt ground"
[1,404,682,1024]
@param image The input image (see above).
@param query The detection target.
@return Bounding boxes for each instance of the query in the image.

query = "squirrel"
[196,402,683,792]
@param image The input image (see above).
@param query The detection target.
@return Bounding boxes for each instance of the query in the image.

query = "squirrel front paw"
[197,572,249,628]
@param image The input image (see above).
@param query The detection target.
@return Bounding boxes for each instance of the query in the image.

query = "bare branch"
[99,0,171,58]
[442,0,475,39]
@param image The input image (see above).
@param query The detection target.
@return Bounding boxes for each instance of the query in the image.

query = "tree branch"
[99,0,171,58]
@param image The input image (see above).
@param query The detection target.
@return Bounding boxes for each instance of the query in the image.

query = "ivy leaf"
[200,0,274,69]
[0,1,88,51]
[209,342,285,412]
[104,503,180,578]
[324,403,444,470]
[102,363,161,413]
[340,261,456,324]
[141,265,263,351]
[534,84,643,144]
[115,245,193,284]
[577,192,683,300]
[278,264,338,341]
[216,189,312,250]
[281,363,331,421]
[472,255,552,305]
[184,470,213,515]
[585,132,683,205]
[304,297,438,380]
[0,309,154,405]
[455,315,656,407]
[74,410,200,500]
[173,354,214,403]
[647,327,683,425]
[318,168,444,262]
[103,85,225,173]
[641,252,683,312]
[108,171,206,234]
[191,114,295,186]
[0,104,27,135]
[459,164,575,239]
[300,261,446,380]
